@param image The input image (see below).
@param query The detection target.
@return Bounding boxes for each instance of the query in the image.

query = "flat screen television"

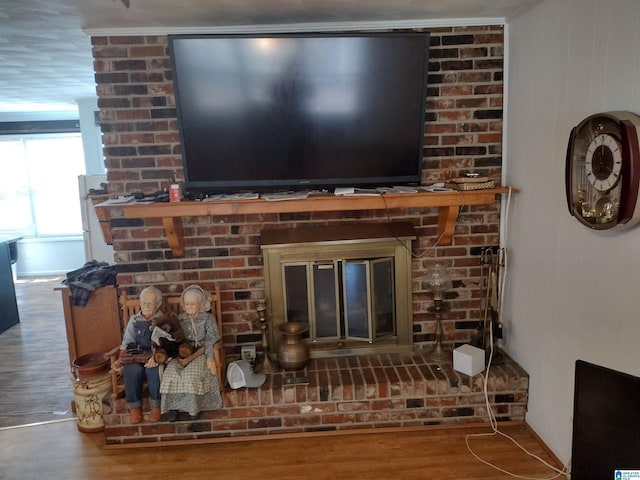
[168,32,430,195]
[571,360,640,479]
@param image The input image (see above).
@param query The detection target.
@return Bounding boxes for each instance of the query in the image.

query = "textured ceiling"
[0,0,541,116]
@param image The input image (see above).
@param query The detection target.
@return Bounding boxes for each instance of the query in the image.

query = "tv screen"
[571,360,640,479]
[168,32,430,194]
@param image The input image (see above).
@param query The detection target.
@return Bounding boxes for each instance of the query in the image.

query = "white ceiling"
[0,0,541,117]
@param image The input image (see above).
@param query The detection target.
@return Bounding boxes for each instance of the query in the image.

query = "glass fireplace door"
[282,257,395,345]
[283,262,341,340]
[343,258,395,342]
[312,262,340,340]
[343,260,371,341]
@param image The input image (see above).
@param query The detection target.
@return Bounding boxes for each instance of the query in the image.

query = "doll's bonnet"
[180,284,212,313]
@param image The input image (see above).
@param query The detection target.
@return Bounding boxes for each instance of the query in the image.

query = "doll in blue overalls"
[112,286,163,424]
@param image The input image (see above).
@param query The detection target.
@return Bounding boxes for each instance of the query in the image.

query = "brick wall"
[92,26,504,361]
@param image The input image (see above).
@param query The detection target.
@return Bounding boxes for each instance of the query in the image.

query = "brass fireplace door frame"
[262,235,414,359]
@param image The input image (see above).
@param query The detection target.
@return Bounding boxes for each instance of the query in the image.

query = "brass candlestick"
[257,299,276,374]
[426,297,451,362]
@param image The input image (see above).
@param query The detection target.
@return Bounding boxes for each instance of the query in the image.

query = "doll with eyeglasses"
[111,286,163,424]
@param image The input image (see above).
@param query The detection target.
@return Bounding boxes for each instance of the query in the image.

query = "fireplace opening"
[261,222,416,359]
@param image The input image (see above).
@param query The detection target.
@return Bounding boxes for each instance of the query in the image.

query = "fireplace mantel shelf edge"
[96,187,517,257]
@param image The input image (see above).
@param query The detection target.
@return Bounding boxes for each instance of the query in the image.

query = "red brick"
[213,420,247,431]
[283,415,322,426]
[130,46,166,57]
[337,401,370,412]
[93,46,129,58]
[248,417,282,429]
[321,413,356,425]
[229,407,266,418]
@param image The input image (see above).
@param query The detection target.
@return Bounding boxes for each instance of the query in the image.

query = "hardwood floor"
[0,420,566,480]
[0,276,567,479]
[0,276,74,428]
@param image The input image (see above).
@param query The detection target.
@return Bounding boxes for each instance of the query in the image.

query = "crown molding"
[84,17,506,36]
[504,0,544,22]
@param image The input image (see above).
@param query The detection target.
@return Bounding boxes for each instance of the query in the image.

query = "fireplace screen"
[283,258,395,344]
[261,223,415,358]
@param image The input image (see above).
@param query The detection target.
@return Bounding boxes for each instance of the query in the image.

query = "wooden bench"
[108,284,224,398]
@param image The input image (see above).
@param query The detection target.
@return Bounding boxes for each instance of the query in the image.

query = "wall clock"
[565,111,640,230]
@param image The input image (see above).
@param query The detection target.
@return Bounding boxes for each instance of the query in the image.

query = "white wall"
[76,97,105,175]
[504,0,640,463]
[16,237,85,277]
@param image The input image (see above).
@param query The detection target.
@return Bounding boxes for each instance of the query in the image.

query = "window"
[0,134,86,236]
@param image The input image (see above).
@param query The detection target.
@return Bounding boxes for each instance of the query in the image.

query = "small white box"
[453,344,485,376]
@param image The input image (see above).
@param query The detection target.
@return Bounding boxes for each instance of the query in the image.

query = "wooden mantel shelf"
[97,187,515,257]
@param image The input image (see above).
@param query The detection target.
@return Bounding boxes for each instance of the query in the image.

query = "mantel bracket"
[162,217,185,257]
[437,205,460,245]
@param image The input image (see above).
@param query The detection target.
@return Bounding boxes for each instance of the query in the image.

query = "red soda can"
[169,184,181,202]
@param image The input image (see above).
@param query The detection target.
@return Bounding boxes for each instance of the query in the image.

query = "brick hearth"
[103,350,528,446]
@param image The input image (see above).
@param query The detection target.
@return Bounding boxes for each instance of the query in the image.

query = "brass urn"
[277,322,310,370]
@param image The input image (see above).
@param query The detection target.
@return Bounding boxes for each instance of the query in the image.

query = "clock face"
[565,111,640,230]
[584,133,622,191]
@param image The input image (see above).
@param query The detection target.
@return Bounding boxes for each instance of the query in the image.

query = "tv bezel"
[168,31,430,195]
[571,359,640,479]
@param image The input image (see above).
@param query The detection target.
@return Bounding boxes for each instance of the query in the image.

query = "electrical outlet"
[470,245,499,257]
[241,345,256,362]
